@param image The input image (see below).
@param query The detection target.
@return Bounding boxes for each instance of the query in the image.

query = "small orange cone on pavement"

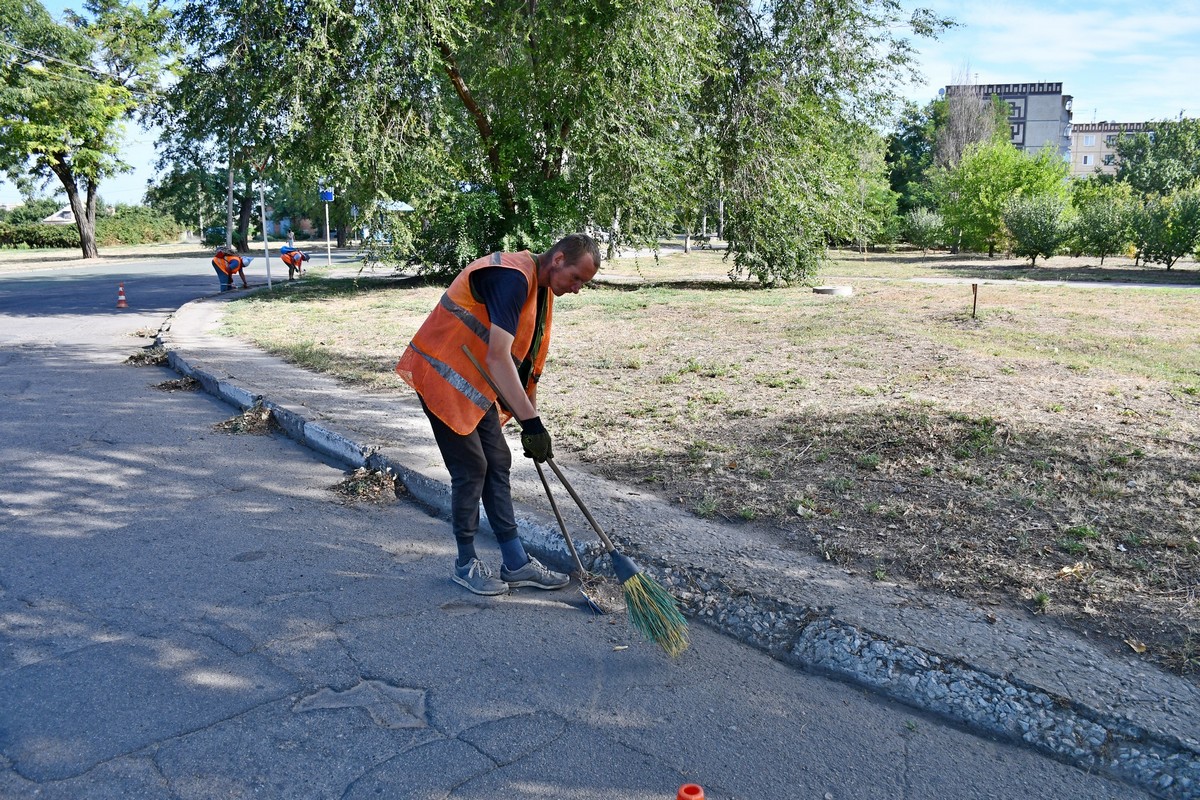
[116,283,128,309]
[677,785,704,800]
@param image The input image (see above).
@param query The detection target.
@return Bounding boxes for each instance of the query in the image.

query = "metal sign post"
[320,188,335,267]
[259,177,273,289]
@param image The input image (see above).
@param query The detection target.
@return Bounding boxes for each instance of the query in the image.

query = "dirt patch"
[212,403,277,435]
[330,467,402,503]
[125,345,168,366]
[153,377,199,392]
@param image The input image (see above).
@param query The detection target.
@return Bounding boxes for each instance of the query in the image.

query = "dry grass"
[222,257,1200,676]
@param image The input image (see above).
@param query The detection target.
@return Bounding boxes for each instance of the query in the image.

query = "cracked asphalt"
[0,258,1152,798]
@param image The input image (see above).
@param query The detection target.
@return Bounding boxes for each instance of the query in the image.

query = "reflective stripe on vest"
[407,342,491,412]
[395,251,551,435]
[438,292,491,344]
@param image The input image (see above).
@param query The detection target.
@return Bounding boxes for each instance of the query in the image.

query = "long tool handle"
[460,344,620,555]
[543,457,619,555]
[534,461,587,575]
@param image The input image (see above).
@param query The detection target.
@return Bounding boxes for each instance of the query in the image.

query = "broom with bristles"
[462,346,689,657]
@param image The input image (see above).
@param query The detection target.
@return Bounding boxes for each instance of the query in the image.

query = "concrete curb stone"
[158,293,1200,800]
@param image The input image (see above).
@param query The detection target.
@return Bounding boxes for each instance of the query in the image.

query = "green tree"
[0,196,59,224]
[1115,118,1200,196]
[0,0,167,258]
[165,0,949,280]
[144,166,226,233]
[156,0,300,251]
[712,1,952,284]
[933,140,1068,255]
[886,99,944,214]
[1003,194,1070,266]
[1137,189,1200,270]
[903,207,944,255]
[1069,179,1134,264]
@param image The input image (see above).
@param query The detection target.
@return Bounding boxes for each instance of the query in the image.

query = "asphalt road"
[0,256,1151,799]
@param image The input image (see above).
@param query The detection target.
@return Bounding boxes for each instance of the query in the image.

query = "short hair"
[547,233,600,270]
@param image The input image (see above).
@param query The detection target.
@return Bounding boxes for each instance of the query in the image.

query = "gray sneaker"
[452,558,508,596]
[501,556,570,590]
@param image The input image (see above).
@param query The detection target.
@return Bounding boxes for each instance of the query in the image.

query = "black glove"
[520,415,553,463]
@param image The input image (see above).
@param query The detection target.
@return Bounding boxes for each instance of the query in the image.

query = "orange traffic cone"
[677,785,704,800]
[116,283,128,309]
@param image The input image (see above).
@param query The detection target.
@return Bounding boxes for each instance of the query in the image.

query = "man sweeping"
[396,234,600,595]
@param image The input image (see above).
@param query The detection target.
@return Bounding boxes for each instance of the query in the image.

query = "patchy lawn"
[222,255,1200,676]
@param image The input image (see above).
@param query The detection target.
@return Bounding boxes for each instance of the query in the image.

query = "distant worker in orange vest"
[279,245,309,280]
[212,248,251,292]
[396,234,600,596]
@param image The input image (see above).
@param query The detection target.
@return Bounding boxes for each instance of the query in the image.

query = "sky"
[897,0,1199,121]
[3,0,1197,207]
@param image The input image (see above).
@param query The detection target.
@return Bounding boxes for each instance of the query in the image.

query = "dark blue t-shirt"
[470,267,528,335]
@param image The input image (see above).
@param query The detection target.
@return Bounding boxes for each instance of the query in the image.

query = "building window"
[1106,135,1117,146]
[1082,155,1094,166]
[1103,155,1116,166]
[1083,135,1096,146]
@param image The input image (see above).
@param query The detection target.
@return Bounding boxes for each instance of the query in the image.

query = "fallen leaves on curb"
[213,403,276,435]
[153,377,199,392]
[125,345,168,366]
[331,467,401,504]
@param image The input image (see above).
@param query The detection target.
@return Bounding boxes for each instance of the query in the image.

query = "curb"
[158,312,1200,800]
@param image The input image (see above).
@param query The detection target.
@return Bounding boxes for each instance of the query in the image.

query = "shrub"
[903,208,945,255]
[0,205,179,249]
[95,206,180,246]
[0,222,80,248]
[1136,189,1200,270]
[1069,182,1134,264]
[0,198,61,225]
[1003,195,1071,266]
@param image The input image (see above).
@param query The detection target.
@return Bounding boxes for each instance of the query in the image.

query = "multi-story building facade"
[1068,122,1146,178]
[945,82,1074,159]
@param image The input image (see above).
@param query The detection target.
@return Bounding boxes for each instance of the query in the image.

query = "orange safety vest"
[212,253,246,275]
[396,251,552,435]
[281,250,305,268]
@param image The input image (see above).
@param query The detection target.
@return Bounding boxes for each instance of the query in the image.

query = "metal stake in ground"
[461,344,689,657]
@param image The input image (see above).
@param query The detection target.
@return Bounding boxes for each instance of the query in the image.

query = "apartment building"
[945,82,1074,159]
[1069,121,1146,178]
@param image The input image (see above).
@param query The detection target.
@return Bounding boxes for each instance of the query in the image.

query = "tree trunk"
[235,190,253,252]
[684,227,691,254]
[52,162,99,259]
[336,224,348,248]
[606,207,621,261]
